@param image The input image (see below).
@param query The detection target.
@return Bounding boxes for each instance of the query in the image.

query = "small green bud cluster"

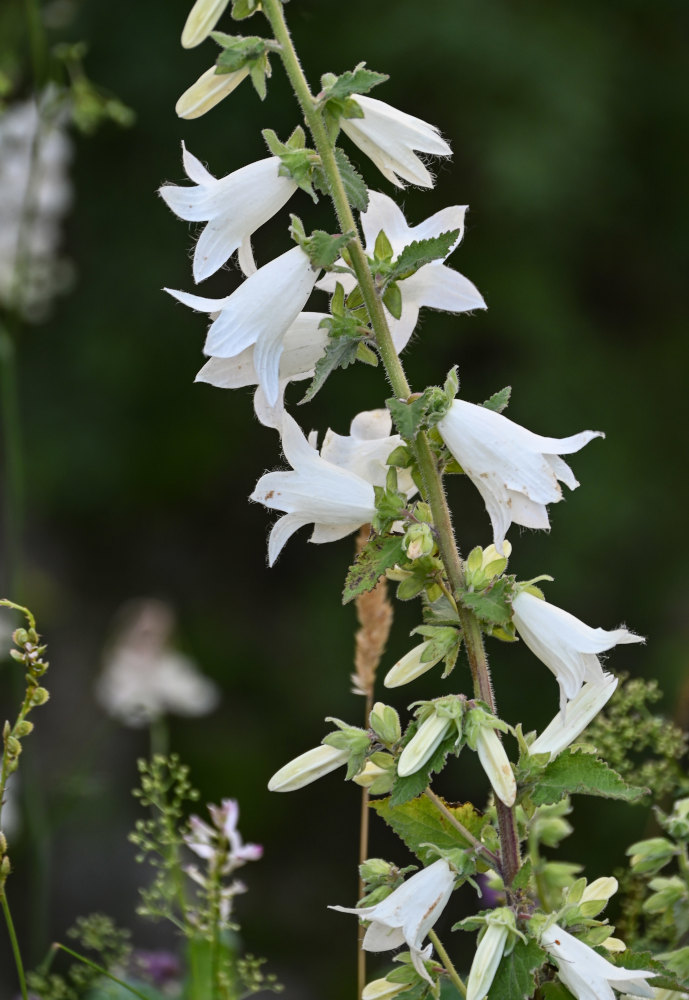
[358,857,416,907]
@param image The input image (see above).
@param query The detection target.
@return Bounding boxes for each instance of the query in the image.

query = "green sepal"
[374,228,394,262]
[212,32,272,98]
[319,63,389,101]
[371,792,486,863]
[527,748,648,806]
[262,126,318,200]
[483,386,512,413]
[356,342,378,366]
[540,985,576,1000]
[388,230,459,282]
[486,939,547,1000]
[342,535,406,604]
[461,576,515,627]
[300,336,358,403]
[387,445,413,468]
[301,229,355,270]
[387,386,450,441]
[372,484,408,535]
[231,0,260,17]
[383,281,403,320]
[411,625,461,678]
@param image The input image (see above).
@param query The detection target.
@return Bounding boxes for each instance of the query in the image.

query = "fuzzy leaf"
[343,535,406,604]
[613,949,686,993]
[388,731,458,806]
[212,32,266,72]
[487,940,547,1000]
[387,386,449,441]
[321,63,389,100]
[304,230,354,269]
[231,0,259,18]
[388,230,459,282]
[371,793,486,863]
[334,147,369,212]
[483,386,512,413]
[300,337,358,403]
[530,749,647,806]
[461,577,514,626]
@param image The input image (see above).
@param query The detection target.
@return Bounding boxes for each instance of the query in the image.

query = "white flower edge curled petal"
[340,95,451,188]
[330,859,455,985]
[160,148,297,282]
[513,591,643,712]
[530,672,618,758]
[267,744,349,792]
[542,924,655,1000]
[438,399,603,554]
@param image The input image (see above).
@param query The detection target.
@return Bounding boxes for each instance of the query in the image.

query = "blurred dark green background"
[1,0,688,995]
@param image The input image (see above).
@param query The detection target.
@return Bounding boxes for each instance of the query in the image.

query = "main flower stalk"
[261,0,520,888]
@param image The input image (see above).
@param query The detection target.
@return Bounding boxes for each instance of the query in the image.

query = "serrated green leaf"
[356,342,378,366]
[342,535,406,604]
[487,939,546,1000]
[461,577,514,626]
[371,793,486,862]
[305,229,354,269]
[387,386,453,441]
[213,32,266,72]
[388,732,458,806]
[541,983,576,1000]
[613,949,685,993]
[334,147,369,212]
[512,857,533,893]
[483,385,512,413]
[321,63,389,100]
[530,749,647,806]
[388,230,459,282]
[300,337,359,403]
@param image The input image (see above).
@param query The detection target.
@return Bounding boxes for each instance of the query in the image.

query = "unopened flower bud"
[181,0,230,48]
[362,979,406,1000]
[397,713,451,777]
[14,721,33,737]
[359,858,394,882]
[369,703,401,745]
[31,687,50,706]
[176,65,250,120]
[0,832,7,855]
[353,760,394,795]
[626,837,677,875]
[6,737,21,757]
[268,744,349,793]
[1,856,10,878]
[12,629,29,646]
[403,523,435,561]
[384,642,443,689]
[475,727,516,807]
[466,909,517,1000]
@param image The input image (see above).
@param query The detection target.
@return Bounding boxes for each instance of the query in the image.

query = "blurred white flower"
[181,0,230,48]
[95,599,219,727]
[341,95,451,188]
[166,244,319,407]
[159,146,297,282]
[513,591,643,712]
[318,191,485,352]
[541,924,654,1000]
[330,859,455,984]
[0,92,73,321]
[196,311,329,428]
[252,409,411,565]
[185,798,262,869]
[530,672,618,758]
[438,400,602,553]
[176,65,250,119]
[0,777,21,842]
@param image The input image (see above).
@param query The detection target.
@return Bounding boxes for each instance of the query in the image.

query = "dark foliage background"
[1,0,688,996]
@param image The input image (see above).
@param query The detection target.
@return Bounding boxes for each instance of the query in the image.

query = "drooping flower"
[340,95,451,188]
[318,191,485,352]
[530,672,618,758]
[160,146,297,283]
[330,859,455,984]
[251,409,410,564]
[465,909,523,1000]
[176,64,250,119]
[319,408,416,496]
[512,591,643,712]
[181,0,230,48]
[437,400,603,553]
[541,924,655,1000]
[166,244,320,407]
[267,744,349,792]
[95,599,219,727]
[196,311,329,428]
[475,727,516,807]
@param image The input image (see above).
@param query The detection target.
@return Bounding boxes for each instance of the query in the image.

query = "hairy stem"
[428,929,467,997]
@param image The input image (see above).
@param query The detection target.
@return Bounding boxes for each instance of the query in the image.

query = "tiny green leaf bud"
[369,703,401,745]
[31,687,50,706]
[14,721,33,737]
[359,858,394,882]
[12,628,29,646]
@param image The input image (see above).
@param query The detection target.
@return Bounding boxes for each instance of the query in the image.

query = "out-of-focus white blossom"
[0,93,73,321]
[95,599,219,727]
[318,192,485,352]
[341,95,451,188]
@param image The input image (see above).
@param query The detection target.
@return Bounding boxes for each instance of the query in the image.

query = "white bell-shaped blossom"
[542,924,654,1000]
[160,146,297,282]
[319,408,416,496]
[95,599,219,727]
[340,95,451,188]
[513,591,643,712]
[251,411,401,566]
[530,672,618,758]
[318,192,485,352]
[437,400,602,553]
[166,244,319,407]
[330,859,455,984]
[196,311,329,428]
[176,64,249,119]
[181,0,230,48]
[268,744,349,792]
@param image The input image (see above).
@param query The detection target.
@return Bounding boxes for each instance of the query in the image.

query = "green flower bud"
[0,832,7,855]
[369,703,401,745]
[397,713,452,777]
[362,979,406,1000]
[627,837,677,875]
[359,858,394,882]
[31,687,50,706]
[12,629,29,646]
[643,875,687,914]
[353,760,394,795]
[403,523,435,561]
[14,721,33,737]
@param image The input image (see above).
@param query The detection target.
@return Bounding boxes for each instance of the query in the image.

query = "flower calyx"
[211,31,277,99]
[397,695,466,778]
[386,366,458,444]
[261,126,321,201]
[384,625,461,688]
[316,63,389,142]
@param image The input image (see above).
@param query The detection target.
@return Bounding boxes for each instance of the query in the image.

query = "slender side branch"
[424,789,501,874]
[428,929,467,997]
[1,891,28,1000]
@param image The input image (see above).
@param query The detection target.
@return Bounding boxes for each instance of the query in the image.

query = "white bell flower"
[251,412,380,565]
[196,311,329,428]
[160,146,297,282]
[268,744,349,792]
[513,591,643,712]
[318,191,485,352]
[181,0,230,48]
[176,64,249,119]
[319,408,416,495]
[166,244,320,407]
[530,673,618,758]
[341,95,451,188]
[437,400,603,553]
[541,924,655,1000]
[330,859,455,984]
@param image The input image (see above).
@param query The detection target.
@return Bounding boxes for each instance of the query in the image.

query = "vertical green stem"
[261,0,521,890]
[1,889,29,1000]
[428,929,466,997]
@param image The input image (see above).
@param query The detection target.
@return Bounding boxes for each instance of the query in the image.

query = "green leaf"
[387,386,450,441]
[487,939,546,1000]
[300,337,359,403]
[371,793,486,863]
[231,0,260,18]
[483,385,512,413]
[512,857,533,893]
[388,231,459,282]
[212,32,266,72]
[541,984,576,1000]
[613,949,686,993]
[304,229,354,269]
[320,63,389,101]
[383,281,403,320]
[343,535,406,604]
[461,577,515,626]
[334,147,369,212]
[530,749,648,806]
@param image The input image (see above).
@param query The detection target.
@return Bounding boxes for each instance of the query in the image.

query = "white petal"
[182,141,215,185]
[402,263,486,314]
[267,514,309,566]
[475,728,516,806]
[530,674,618,758]
[176,65,249,120]
[360,190,413,250]
[181,0,230,48]
[165,287,231,314]
[268,744,349,791]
